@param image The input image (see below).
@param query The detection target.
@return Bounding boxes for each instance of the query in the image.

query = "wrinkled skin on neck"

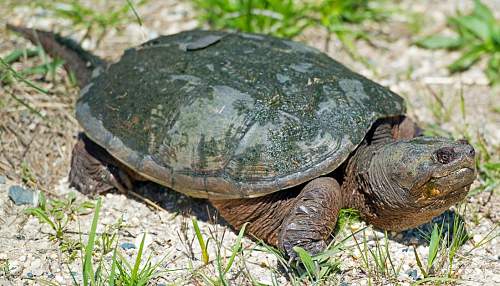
[344,137,476,231]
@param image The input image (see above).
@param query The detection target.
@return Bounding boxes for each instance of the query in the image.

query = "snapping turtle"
[9,25,477,257]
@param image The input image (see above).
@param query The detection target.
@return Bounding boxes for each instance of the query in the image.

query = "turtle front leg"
[69,134,133,195]
[210,177,342,258]
[278,177,342,258]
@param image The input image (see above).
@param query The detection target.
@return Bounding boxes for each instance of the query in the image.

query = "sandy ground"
[0,0,499,285]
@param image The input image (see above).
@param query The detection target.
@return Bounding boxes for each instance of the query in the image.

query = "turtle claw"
[301,240,327,257]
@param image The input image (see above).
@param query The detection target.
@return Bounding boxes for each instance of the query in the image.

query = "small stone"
[31,259,43,276]
[130,217,140,225]
[8,185,38,206]
[0,175,6,184]
[8,261,20,276]
[120,242,136,250]
[406,269,418,280]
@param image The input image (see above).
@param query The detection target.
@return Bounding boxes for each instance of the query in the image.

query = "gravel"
[1,178,498,285]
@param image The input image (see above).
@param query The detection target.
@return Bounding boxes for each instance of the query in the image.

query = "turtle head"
[359,137,476,231]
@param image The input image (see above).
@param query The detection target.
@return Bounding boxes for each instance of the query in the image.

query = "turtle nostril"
[467,145,476,158]
[436,147,455,164]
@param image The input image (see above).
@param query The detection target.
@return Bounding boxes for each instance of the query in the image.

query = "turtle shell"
[76,30,405,199]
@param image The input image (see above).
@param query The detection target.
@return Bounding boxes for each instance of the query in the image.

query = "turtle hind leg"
[69,134,133,196]
[210,177,343,259]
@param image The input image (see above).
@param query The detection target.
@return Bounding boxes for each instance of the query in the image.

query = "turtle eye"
[435,147,455,164]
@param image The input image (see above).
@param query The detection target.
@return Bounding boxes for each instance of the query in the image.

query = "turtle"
[8,25,477,258]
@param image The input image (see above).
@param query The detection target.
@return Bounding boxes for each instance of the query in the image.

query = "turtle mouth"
[428,167,476,198]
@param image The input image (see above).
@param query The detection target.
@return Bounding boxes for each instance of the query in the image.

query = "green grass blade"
[413,246,428,278]
[25,207,57,232]
[117,250,133,271]
[293,246,316,280]
[2,48,41,65]
[0,58,49,94]
[131,233,147,282]
[126,0,143,26]
[83,198,101,286]
[453,14,492,41]
[427,224,440,268]
[486,55,500,85]
[224,222,247,274]
[108,243,118,286]
[5,90,46,120]
[473,0,495,25]
[448,45,485,72]
[191,217,209,265]
[416,36,463,49]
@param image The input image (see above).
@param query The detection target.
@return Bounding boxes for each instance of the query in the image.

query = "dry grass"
[0,34,79,191]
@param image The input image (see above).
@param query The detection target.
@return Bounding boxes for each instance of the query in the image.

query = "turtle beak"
[432,139,476,176]
[427,140,476,199]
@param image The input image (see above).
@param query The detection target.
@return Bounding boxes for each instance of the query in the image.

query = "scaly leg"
[211,177,342,258]
[69,134,134,195]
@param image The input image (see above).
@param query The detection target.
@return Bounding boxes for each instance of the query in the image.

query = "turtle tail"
[6,24,106,88]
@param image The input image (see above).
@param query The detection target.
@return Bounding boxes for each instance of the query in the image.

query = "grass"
[25,193,94,260]
[410,207,474,286]
[253,216,365,285]
[416,0,500,85]
[10,0,148,48]
[1,50,64,86]
[191,0,390,61]
[25,195,168,285]
[191,0,312,39]
[0,57,50,95]
[352,229,401,285]
[471,135,500,196]
[189,219,250,285]
[0,48,61,121]
[192,217,211,265]
[77,198,168,286]
[290,245,342,284]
